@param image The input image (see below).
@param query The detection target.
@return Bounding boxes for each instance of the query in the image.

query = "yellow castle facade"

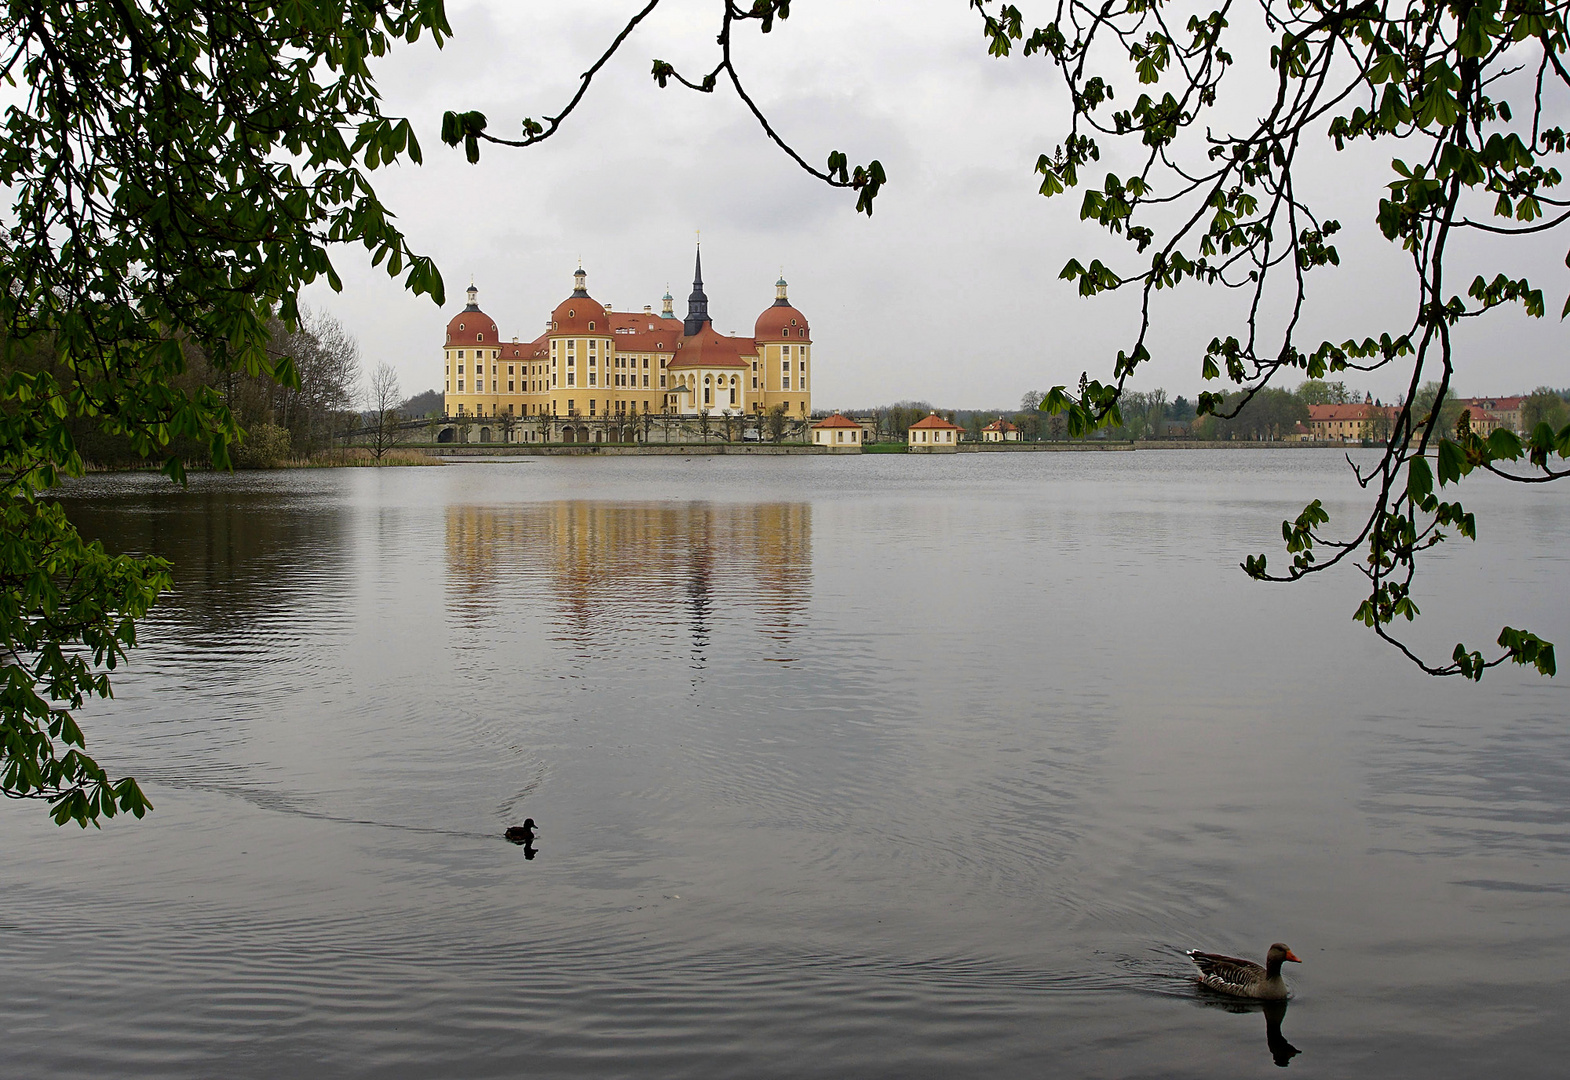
[442,248,813,427]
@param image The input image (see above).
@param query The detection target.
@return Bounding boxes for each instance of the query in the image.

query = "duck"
[1186,943,1301,999]
[504,818,536,845]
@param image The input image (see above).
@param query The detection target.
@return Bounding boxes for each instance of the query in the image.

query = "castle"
[441,247,813,436]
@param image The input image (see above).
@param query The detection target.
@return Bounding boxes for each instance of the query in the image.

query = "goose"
[1186,943,1301,999]
[504,818,536,844]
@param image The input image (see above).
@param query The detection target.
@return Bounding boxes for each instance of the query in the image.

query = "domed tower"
[444,282,501,416]
[548,265,610,413]
[753,275,811,418]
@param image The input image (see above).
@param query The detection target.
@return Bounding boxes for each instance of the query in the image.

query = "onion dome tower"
[753,274,810,344]
[550,265,606,334]
[661,287,676,319]
[446,280,498,346]
[683,244,711,337]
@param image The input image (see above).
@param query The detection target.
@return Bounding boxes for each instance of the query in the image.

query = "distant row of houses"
[1296,395,1526,441]
[810,411,970,451]
[808,394,1531,451]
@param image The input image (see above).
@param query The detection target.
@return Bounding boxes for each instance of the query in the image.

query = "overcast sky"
[305,0,1568,410]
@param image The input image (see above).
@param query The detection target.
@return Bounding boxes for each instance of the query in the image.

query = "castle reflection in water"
[444,501,811,659]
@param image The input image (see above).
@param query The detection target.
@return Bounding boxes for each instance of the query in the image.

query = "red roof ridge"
[910,413,963,430]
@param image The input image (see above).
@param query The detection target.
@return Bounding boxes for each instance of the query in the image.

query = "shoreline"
[78,439,1384,471]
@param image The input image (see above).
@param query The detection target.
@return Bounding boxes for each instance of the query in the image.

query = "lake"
[4,451,1568,1077]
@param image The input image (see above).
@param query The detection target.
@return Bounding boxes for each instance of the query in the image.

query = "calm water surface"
[5,451,1568,1077]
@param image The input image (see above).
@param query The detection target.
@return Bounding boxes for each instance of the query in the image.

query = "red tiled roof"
[1308,403,1383,421]
[983,419,1018,431]
[550,294,608,335]
[667,325,753,370]
[499,332,549,360]
[812,413,860,429]
[754,304,811,343]
[910,413,962,430]
[446,309,499,346]
[608,311,683,354]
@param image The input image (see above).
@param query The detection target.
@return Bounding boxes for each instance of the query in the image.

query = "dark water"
[4,451,1568,1077]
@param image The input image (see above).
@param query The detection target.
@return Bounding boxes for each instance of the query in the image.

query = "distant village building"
[1307,396,1399,441]
[811,413,863,451]
[908,413,963,452]
[982,419,1020,442]
[441,247,812,436]
[1457,396,1524,435]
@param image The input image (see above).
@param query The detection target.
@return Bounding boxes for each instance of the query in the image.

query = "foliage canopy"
[1,1,449,824]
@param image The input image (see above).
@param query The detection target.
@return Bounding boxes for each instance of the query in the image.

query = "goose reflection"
[1198,994,1301,1067]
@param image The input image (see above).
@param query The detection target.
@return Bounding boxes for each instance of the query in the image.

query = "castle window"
[457,364,464,373]
[589,372,596,386]
[509,380,515,392]
[791,318,797,325]
[457,350,464,359]
[459,323,465,330]
[643,374,649,387]
[567,372,575,386]
[589,321,595,330]
[458,379,465,391]
[477,334,483,342]
[568,309,575,318]
[509,365,514,375]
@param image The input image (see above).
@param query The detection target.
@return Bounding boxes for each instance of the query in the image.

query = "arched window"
[477,333,483,341]
[588,321,595,330]
[458,322,465,331]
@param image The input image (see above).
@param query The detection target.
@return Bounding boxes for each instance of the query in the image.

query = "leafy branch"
[440,0,886,214]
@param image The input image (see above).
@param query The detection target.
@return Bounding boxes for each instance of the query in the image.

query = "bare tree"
[366,362,402,460]
[765,403,788,444]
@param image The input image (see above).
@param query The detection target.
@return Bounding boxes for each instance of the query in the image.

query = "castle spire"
[683,241,710,336]
[661,285,675,319]
[572,263,588,298]
[465,279,479,311]
[774,273,790,307]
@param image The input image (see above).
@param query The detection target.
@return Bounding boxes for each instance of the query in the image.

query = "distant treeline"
[844,382,1570,443]
[3,309,371,468]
